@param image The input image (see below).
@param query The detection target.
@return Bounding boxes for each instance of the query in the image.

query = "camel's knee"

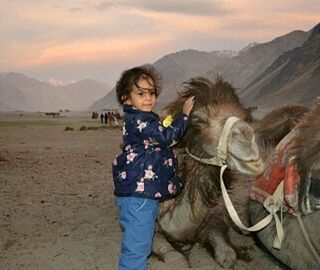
[207,232,238,269]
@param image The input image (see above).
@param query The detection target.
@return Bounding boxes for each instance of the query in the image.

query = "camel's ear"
[190,110,209,124]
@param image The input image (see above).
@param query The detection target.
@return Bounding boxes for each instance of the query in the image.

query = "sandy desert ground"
[0,111,285,270]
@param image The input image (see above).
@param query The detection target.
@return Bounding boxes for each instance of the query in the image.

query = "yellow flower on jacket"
[163,114,173,127]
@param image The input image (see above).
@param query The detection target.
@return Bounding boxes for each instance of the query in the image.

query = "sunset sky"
[1,0,320,86]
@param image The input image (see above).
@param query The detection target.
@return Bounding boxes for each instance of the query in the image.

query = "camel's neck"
[158,151,223,241]
[158,188,208,241]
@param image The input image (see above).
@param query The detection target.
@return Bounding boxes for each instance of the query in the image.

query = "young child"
[112,64,194,270]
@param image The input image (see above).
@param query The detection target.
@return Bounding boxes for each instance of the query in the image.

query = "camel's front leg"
[206,229,239,269]
[152,232,189,267]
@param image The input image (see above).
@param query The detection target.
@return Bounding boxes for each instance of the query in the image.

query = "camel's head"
[186,105,263,175]
[163,76,264,175]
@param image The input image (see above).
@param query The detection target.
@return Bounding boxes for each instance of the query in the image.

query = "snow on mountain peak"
[46,78,76,86]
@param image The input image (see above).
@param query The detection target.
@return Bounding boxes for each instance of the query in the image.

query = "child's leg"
[117,197,159,270]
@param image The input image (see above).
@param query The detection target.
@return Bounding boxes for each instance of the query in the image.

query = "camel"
[152,76,317,269]
[152,77,271,269]
[249,98,320,270]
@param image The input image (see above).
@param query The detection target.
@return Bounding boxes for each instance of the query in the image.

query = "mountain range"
[0,73,110,111]
[90,23,319,113]
[240,23,320,109]
[1,23,319,112]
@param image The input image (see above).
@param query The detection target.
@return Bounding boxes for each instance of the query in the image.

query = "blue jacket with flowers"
[112,104,189,200]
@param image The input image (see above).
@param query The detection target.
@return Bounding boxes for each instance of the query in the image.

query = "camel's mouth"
[229,153,264,175]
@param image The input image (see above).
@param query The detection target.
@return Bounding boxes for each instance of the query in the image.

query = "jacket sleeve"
[136,113,189,147]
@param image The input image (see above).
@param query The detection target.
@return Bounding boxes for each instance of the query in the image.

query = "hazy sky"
[1,0,319,86]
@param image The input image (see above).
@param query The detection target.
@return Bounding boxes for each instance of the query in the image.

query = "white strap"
[185,116,240,167]
[185,147,226,166]
[220,165,285,249]
[217,117,240,160]
[296,213,320,264]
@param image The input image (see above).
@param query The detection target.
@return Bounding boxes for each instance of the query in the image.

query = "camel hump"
[255,103,309,146]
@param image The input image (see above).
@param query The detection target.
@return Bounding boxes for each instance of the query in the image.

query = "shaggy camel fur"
[152,77,272,269]
[152,76,315,269]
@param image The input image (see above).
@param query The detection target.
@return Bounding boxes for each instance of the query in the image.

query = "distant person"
[100,112,104,124]
[114,112,119,126]
[108,112,114,126]
[112,112,117,125]
[104,112,108,125]
[112,64,194,270]
[114,111,122,125]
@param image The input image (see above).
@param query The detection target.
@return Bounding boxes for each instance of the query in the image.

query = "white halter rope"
[185,116,240,166]
[185,116,285,249]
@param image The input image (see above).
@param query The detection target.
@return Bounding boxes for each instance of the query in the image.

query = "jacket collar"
[123,104,155,114]
[123,104,137,113]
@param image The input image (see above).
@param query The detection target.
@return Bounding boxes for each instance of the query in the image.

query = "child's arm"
[140,113,189,147]
[140,97,194,147]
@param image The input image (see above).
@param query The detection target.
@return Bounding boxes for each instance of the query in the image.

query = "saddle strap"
[296,213,320,265]
[221,164,320,262]
[220,165,284,249]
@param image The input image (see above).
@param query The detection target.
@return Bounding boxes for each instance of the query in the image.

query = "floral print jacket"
[112,105,189,200]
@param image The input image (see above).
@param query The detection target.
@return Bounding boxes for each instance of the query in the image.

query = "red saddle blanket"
[250,129,301,214]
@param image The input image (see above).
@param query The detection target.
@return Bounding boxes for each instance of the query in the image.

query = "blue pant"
[116,197,159,270]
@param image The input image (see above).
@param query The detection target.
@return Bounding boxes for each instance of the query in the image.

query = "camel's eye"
[231,123,254,142]
[231,131,244,142]
[190,111,208,124]
[232,128,241,135]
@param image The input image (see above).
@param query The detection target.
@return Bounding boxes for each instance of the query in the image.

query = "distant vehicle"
[45,112,60,117]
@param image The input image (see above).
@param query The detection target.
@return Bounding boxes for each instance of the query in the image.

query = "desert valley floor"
[0,111,284,270]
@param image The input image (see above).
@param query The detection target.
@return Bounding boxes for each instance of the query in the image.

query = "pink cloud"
[1,0,319,80]
[3,35,173,69]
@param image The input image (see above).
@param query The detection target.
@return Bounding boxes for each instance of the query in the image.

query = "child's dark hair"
[116,64,162,105]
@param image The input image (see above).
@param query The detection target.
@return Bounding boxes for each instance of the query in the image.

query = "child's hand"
[183,96,195,116]
[162,114,173,127]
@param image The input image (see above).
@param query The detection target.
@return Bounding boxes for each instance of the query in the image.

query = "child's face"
[125,76,156,112]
